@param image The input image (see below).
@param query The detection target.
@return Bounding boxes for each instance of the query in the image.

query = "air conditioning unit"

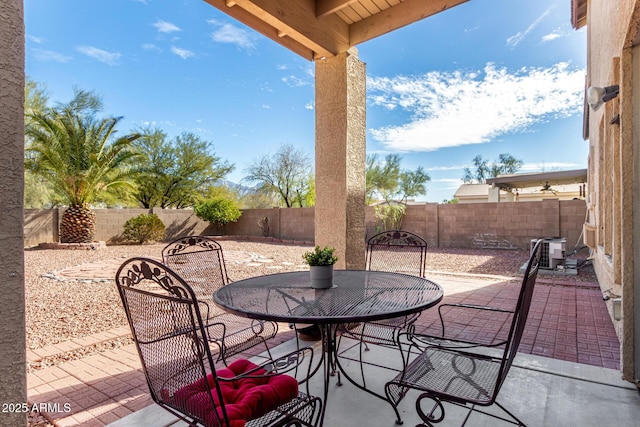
[531,238,566,269]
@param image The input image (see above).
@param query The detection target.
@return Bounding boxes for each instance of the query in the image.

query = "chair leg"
[384,381,405,425]
[494,401,527,426]
[415,393,445,426]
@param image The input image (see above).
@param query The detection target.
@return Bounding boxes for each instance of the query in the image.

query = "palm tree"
[25,90,141,243]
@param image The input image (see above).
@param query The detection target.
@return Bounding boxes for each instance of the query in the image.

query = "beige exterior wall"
[26,201,585,252]
[315,48,367,269]
[583,0,640,381]
[0,0,27,424]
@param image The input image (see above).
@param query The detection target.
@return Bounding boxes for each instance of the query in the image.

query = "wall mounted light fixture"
[587,85,619,111]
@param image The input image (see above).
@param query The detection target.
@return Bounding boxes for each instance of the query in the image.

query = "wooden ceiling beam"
[205,0,316,59]
[350,0,469,46]
[212,0,350,58]
[316,0,358,18]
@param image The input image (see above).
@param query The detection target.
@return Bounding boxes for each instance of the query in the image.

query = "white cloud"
[426,165,467,172]
[520,162,581,172]
[464,24,479,33]
[279,63,313,87]
[76,46,121,65]
[32,48,71,63]
[281,75,310,87]
[132,0,149,4]
[153,19,181,33]
[368,62,585,152]
[141,43,161,51]
[305,101,314,110]
[541,24,571,43]
[507,6,553,47]
[27,35,44,44]
[435,178,465,189]
[170,46,194,59]
[209,22,257,51]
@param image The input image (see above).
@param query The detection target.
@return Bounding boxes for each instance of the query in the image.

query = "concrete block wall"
[24,209,58,247]
[437,200,585,249]
[224,207,315,241]
[226,208,279,238]
[92,208,211,243]
[93,209,148,243]
[24,200,586,250]
[559,199,588,247]
[280,208,314,241]
[152,208,211,240]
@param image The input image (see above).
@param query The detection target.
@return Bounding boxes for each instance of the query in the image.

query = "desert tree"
[133,127,234,208]
[25,89,141,242]
[463,153,523,184]
[243,143,313,208]
[366,153,430,204]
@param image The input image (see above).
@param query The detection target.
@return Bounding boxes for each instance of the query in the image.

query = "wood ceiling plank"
[340,5,363,23]
[350,0,469,45]
[359,0,383,16]
[317,0,358,18]
[336,9,355,25]
[350,2,372,19]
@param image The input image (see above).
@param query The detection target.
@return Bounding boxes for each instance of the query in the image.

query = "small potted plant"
[303,245,338,289]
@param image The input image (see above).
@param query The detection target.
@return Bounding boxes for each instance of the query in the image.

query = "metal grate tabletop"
[214,270,443,324]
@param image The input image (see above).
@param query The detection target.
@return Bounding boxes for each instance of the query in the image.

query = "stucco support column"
[0,0,27,425]
[315,48,366,269]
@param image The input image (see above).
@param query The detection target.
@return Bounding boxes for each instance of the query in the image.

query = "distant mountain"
[219,180,255,196]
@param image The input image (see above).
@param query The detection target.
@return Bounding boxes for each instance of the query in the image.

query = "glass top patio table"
[213,270,443,325]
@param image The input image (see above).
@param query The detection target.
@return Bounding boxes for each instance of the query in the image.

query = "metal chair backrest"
[115,257,228,426]
[494,238,544,394]
[366,230,428,277]
[162,236,229,300]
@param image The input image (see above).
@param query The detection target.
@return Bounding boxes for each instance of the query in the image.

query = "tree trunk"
[59,204,96,243]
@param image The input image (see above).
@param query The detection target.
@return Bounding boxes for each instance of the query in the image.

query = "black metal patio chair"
[336,230,428,386]
[339,230,428,343]
[116,257,322,427]
[384,238,544,426]
[162,235,278,365]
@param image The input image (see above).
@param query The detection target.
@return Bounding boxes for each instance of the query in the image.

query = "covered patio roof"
[486,168,588,190]
[204,0,469,60]
[571,0,587,29]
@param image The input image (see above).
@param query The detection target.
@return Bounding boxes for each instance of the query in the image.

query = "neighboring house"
[454,169,587,203]
[571,0,640,382]
[454,184,509,203]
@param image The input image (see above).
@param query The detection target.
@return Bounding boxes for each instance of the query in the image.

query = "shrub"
[194,197,242,226]
[258,216,270,236]
[374,203,406,232]
[122,213,166,244]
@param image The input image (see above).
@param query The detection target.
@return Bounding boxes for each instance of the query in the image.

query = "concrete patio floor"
[107,336,640,427]
[27,272,627,426]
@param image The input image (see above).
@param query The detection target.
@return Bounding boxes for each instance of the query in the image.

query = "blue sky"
[24,0,587,203]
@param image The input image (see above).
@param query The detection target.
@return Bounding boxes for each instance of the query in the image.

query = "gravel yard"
[25,240,595,352]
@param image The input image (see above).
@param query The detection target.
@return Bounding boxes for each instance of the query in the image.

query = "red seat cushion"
[169,359,299,427]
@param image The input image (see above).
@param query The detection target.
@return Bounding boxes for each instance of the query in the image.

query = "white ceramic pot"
[309,265,334,289]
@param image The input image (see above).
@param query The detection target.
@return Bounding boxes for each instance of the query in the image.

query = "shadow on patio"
[28,273,630,426]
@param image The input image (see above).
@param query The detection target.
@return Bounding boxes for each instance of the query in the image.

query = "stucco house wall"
[0,1,26,424]
[581,0,640,381]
